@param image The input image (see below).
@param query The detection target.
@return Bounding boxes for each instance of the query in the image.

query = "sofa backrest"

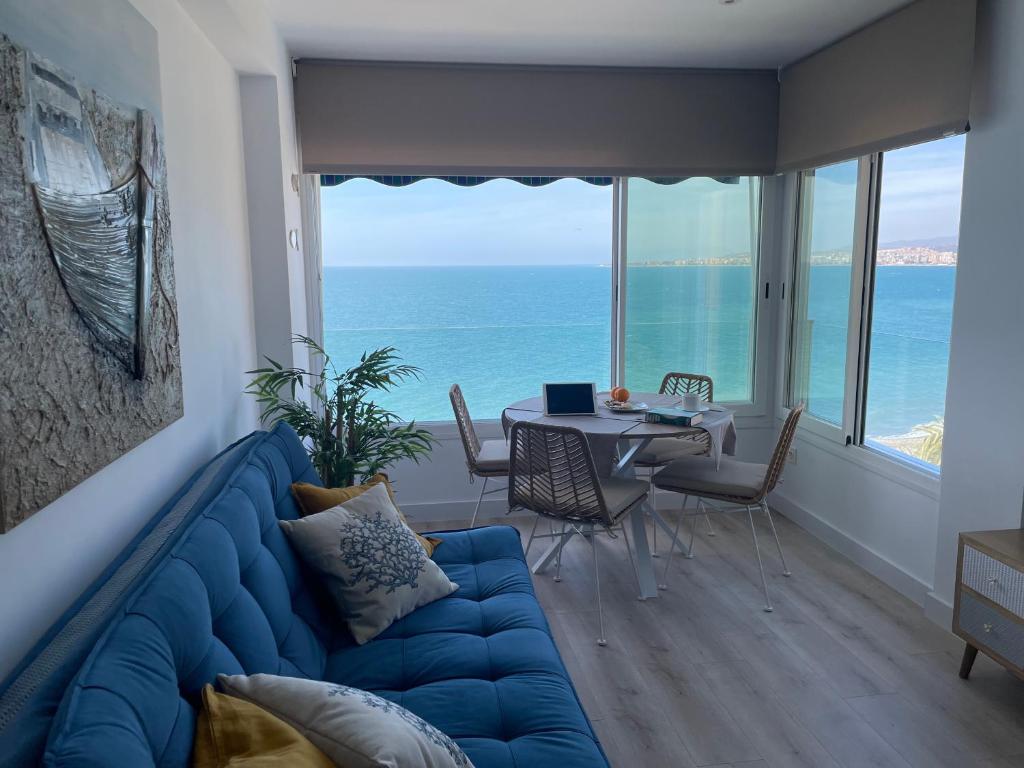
[0,423,334,767]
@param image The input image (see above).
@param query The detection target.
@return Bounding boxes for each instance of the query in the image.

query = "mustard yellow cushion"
[192,684,334,767]
[291,473,442,557]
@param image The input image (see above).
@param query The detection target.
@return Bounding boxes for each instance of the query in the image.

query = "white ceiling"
[267,0,913,70]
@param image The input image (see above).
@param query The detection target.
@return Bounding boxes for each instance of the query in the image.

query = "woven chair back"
[508,422,611,526]
[449,384,481,471]
[761,405,804,498]
[660,372,714,402]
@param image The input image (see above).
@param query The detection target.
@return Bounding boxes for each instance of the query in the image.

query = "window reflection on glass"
[624,177,761,402]
[864,134,965,468]
[320,178,613,422]
[789,160,860,426]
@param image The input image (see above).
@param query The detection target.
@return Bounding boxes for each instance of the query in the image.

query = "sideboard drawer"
[959,591,1024,668]
[963,544,1024,618]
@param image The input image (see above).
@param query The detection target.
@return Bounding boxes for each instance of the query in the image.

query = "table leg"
[615,437,660,599]
[531,528,576,574]
[630,501,659,599]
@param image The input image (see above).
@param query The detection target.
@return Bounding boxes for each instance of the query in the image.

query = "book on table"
[644,407,704,426]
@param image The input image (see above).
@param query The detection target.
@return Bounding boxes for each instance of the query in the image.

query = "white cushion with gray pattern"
[279,482,458,644]
[218,673,473,768]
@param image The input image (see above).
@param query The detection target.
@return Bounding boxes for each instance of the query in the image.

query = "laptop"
[543,382,598,416]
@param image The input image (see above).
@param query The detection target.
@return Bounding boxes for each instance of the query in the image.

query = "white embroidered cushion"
[218,673,473,768]
[279,481,458,644]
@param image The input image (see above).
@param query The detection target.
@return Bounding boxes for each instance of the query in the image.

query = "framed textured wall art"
[0,0,183,531]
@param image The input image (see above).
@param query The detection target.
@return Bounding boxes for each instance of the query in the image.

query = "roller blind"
[295,61,779,178]
[776,0,977,172]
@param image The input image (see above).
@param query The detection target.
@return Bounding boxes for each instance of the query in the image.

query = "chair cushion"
[476,439,510,472]
[323,526,608,768]
[598,477,648,518]
[634,436,710,466]
[652,456,767,500]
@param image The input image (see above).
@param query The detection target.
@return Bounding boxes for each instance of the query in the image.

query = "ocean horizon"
[323,264,954,437]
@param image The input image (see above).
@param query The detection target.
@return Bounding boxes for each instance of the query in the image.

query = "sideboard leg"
[959,643,979,680]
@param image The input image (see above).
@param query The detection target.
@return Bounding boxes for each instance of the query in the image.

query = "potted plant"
[245,335,436,487]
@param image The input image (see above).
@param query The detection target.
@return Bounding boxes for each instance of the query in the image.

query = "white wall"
[0,0,275,680]
[928,0,1024,621]
[767,170,943,603]
[181,0,309,374]
[769,0,1024,623]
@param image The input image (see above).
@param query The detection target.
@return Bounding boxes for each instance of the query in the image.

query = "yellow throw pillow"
[291,473,442,557]
[192,684,334,767]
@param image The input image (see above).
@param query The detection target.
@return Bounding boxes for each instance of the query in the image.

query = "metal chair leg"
[554,521,567,582]
[648,473,659,557]
[686,501,700,559]
[761,499,791,577]
[524,514,541,557]
[659,494,689,590]
[746,506,773,612]
[704,513,716,536]
[469,476,487,528]
[590,528,607,646]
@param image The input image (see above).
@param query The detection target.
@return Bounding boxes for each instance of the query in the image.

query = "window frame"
[317,174,773,428]
[614,176,771,418]
[782,141,959,478]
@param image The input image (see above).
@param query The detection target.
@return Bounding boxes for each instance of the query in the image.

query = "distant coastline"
[626,245,958,269]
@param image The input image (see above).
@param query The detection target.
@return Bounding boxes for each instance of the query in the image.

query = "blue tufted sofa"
[0,423,609,767]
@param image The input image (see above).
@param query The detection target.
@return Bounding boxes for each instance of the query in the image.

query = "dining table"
[503,391,737,599]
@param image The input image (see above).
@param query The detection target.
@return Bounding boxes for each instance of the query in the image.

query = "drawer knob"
[984,623,994,633]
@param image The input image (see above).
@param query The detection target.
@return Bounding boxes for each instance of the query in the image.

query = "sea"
[322,265,955,437]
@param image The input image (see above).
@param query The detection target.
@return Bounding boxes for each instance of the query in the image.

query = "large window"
[321,179,612,422]
[786,135,965,470]
[321,176,764,423]
[624,177,761,402]
[789,160,861,426]
[863,136,964,466]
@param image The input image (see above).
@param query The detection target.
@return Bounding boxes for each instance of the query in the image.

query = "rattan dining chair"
[634,372,717,550]
[450,384,510,528]
[653,405,804,612]
[508,421,646,646]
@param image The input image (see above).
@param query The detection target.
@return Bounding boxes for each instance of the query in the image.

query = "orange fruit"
[611,387,630,403]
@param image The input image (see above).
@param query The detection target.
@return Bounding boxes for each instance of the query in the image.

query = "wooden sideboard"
[954,529,1024,680]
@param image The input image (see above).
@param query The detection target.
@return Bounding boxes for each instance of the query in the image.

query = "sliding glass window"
[320,178,612,422]
[623,177,762,402]
[788,159,861,428]
[785,135,965,471]
[863,135,965,468]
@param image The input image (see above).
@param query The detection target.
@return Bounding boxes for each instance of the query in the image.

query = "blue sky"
[321,134,967,266]
[808,133,966,252]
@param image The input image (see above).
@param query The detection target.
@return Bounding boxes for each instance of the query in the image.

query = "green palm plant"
[914,417,945,466]
[246,335,436,487]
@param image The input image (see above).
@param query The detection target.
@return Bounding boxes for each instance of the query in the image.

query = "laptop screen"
[543,383,597,416]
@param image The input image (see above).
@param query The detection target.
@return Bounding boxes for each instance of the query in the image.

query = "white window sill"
[792,425,941,500]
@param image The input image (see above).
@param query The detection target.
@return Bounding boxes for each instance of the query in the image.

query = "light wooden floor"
[416,510,1024,768]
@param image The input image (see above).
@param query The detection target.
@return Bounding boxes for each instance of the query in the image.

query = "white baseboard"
[769,490,933,608]
[398,498,512,525]
[924,590,954,628]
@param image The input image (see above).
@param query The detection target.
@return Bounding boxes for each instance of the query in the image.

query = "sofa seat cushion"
[324,526,607,768]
